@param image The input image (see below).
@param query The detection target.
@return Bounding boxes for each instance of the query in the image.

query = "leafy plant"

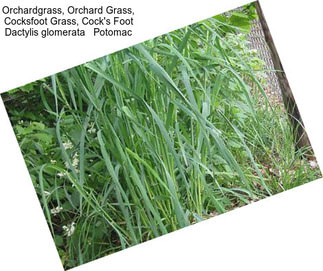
[2,3,321,269]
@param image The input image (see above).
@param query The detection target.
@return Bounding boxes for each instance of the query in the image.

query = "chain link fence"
[247,19,283,104]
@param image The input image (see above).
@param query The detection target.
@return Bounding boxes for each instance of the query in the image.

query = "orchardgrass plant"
[2,4,321,269]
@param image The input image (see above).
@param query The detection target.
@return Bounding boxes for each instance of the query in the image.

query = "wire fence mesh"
[247,19,283,105]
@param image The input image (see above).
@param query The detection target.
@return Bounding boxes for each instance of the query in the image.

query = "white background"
[0,0,322,270]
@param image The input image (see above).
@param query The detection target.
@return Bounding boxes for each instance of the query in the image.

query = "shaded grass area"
[2,9,321,270]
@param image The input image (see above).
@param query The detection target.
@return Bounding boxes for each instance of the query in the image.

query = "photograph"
[1,2,321,269]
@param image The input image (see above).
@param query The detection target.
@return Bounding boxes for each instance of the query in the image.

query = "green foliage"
[8,78,47,94]
[2,4,321,269]
[215,2,258,33]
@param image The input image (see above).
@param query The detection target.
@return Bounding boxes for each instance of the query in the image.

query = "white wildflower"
[63,140,73,150]
[64,153,79,171]
[87,122,96,134]
[50,159,57,165]
[50,206,63,216]
[64,161,70,169]
[57,172,66,178]
[63,222,76,237]
[88,127,96,134]
[18,120,24,124]
[72,153,79,167]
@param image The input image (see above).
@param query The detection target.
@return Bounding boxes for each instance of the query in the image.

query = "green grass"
[2,8,321,270]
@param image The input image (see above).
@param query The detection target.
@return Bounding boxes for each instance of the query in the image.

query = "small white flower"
[18,120,24,124]
[64,153,79,170]
[50,159,57,165]
[63,222,76,237]
[72,153,79,167]
[63,140,73,150]
[87,122,96,134]
[57,172,66,178]
[50,206,63,216]
[88,127,96,134]
[64,161,70,169]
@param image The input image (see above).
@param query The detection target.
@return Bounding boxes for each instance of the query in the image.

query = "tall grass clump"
[2,4,321,269]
